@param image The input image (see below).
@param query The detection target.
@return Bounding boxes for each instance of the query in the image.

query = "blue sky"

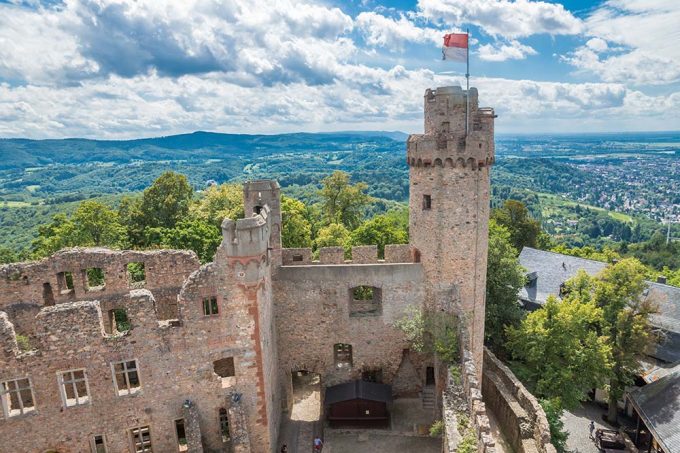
[0,0,678,138]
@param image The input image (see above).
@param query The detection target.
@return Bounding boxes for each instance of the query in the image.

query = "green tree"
[281,196,312,248]
[350,210,408,258]
[158,218,222,263]
[318,171,372,229]
[485,220,526,353]
[491,200,542,251]
[592,258,659,423]
[540,398,569,453]
[0,247,19,264]
[314,223,351,252]
[70,200,125,247]
[508,272,612,409]
[139,172,194,230]
[31,201,125,257]
[191,183,244,227]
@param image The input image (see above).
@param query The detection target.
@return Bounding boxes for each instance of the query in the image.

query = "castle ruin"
[0,87,543,453]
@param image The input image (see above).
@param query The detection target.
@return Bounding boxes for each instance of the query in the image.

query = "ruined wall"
[0,248,199,335]
[281,244,418,266]
[408,86,495,376]
[273,262,427,408]
[179,205,280,453]
[0,291,247,453]
[482,348,556,453]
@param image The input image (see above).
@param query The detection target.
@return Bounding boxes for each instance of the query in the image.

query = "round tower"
[408,86,495,373]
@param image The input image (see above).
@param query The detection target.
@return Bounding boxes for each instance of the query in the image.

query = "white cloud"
[355,12,445,48]
[0,0,355,85]
[478,40,537,61]
[565,0,680,85]
[417,0,582,39]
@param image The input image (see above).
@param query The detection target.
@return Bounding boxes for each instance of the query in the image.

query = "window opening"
[85,268,105,291]
[130,426,152,453]
[0,377,35,417]
[91,435,107,453]
[175,419,188,452]
[423,195,432,210]
[334,344,352,368]
[112,360,141,396]
[219,408,231,442]
[58,369,90,407]
[202,296,219,316]
[127,262,146,288]
[57,271,74,294]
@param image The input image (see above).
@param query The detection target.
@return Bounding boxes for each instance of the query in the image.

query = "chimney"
[657,275,667,284]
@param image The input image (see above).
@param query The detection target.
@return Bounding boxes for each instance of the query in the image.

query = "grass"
[537,192,633,222]
[1,201,35,208]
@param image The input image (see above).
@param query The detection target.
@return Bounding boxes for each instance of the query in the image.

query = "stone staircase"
[422,385,435,410]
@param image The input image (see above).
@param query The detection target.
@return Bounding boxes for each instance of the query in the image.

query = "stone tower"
[243,180,282,267]
[407,86,495,373]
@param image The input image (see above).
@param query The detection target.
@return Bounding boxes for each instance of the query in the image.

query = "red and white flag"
[442,33,468,62]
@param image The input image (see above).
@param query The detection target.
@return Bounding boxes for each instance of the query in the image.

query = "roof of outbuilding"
[324,380,393,405]
[628,365,680,453]
[518,248,680,341]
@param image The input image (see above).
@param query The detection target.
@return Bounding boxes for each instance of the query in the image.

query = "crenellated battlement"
[408,86,495,170]
[220,205,272,257]
[281,244,419,266]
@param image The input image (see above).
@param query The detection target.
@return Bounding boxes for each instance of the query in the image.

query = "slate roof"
[628,365,680,453]
[324,380,393,405]
[518,248,680,352]
[518,247,607,308]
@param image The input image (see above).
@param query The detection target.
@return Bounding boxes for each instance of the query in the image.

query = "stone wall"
[442,320,496,453]
[0,291,246,453]
[273,262,428,409]
[0,248,199,333]
[281,244,417,265]
[482,348,556,453]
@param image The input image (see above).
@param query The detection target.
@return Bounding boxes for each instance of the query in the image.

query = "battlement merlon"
[220,205,272,258]
[408,86,495,169]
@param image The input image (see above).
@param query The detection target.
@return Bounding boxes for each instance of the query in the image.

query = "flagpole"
[465,28,470,137]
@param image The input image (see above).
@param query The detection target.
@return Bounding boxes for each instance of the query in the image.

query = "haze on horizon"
[1,0,679,139]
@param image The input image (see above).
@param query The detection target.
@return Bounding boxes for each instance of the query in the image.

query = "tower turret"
[408,86,495,374]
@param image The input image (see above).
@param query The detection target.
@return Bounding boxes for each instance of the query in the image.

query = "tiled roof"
[628,365,680,453]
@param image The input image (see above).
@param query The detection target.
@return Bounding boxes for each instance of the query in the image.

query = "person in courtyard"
[314,436,323,452]
[589,420,595,439]
[280,444,287,453]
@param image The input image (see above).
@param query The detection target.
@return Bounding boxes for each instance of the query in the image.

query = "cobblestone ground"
[562,402,614,453]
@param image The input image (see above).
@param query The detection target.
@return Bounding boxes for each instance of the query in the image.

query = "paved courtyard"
[323,430,441,453]
[562,402,615,453]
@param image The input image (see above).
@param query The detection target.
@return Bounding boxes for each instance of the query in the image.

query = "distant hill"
[0,130,407,170]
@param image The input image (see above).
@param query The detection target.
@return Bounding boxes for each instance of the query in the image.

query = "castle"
[0,87,507,453]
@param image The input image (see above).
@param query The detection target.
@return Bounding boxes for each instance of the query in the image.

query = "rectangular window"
[202,296,219,316]
[127,262,146,288]
[334,344,352,368]
[108,308,130,334]
[219,408,231,442]
[111,360,141,396]
[91,435,107,453]
[85,268,106,291]
[0,377,36,417]
[57,271,75,294]
[292,254,303,262]
[130,426,152,453]
[58,369,90,407]
[175,419,188,452]
[422,194,432,210]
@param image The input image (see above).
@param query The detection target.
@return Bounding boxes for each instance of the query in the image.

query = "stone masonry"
[0,86,501,453]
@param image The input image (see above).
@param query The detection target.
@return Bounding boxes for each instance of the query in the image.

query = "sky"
[0,0,679,138]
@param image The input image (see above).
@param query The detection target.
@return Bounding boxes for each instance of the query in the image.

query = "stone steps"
[422,385,436,410]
